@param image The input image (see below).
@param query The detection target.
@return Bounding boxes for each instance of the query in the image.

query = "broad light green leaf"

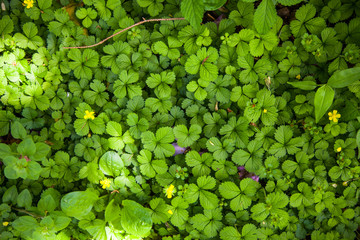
[17,138,36,156]
[173,124,201,147]
[277,0,303,6]
[17,189,32,209]
[314,85,335,123]
[106,121,122,137]
[61,191,98,219]
[37,195,57,213]
[253,0,277,34]
[12,216,38,232]
[105,199,121,223]
[11,121,27,139]
[327,67,360,88]
[99,151,124,177]
[204,0,227,11]
[181,0,204,28]
[220,226,241,240]
[79,219,106,240]
[121,200,152,237]
[138,149,168,178]
[0,15,14,35]
[149,198,169,224]
[287,81,317,90]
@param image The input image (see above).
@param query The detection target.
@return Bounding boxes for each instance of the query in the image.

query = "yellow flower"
[168,209,173,215]
[337,147,342,152]
[328,110,341,123]
[2,222,9,227]
[263,109,267,113]
[296,74,301,79]
[166,184,175,199]
[84,110,95,120]
[22,0,34,8]
[100,178,111,189]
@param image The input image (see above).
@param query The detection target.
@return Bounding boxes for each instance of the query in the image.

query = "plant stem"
[63,17,186,49]
[12,207,43,219]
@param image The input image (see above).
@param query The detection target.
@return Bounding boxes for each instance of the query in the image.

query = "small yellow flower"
[88,133,92,138]
[296,74,301,79]
[337,147,342,152]
[2,222,9,227]
[22,0,34,8]
[166,184,175,199]
[328,110,341,123]
[263,109,267,113]
[84,110,95,120]
[100,178,111,189]
[168,209,173,215]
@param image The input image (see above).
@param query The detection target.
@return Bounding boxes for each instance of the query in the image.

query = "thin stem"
[12,207,43,219]
[63,17,186,49]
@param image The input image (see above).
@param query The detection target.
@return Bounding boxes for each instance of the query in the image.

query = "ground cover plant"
[1,0,360,239]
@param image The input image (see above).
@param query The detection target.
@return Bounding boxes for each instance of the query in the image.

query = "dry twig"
[63,17,186,49]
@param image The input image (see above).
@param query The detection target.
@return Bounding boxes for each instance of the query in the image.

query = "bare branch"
[63,17,186,49]
[12,207,44,219]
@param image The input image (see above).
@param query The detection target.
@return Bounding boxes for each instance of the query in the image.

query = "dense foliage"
[1,0,360,239]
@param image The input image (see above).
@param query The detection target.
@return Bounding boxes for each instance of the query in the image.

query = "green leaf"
[74,119,89,136]
[184,176,219,209]
[356,129,360,159]
[17,138,36,156]
[141,127,175,158]
[138,149,168,178]
[106,121,122,137]
[204,0,227,11]
[186,151,213,177]
[14,22,43,50]
[173,124,202,147]
[219,182,240,199]
[12,216,38,233]
[290,182,314,207]
[185,47,219,81]
[2,185,18,204]
[99,151,124,177]
[207,137,235,161]
[314,85,335,123]
[17,189,32,209]
[121,200,152,237]
[198,175,216,189]
[219,179,259,211]
[287,81,317,90]
[276,0,303,6]
[76,8,88,19]
[11,121,27,139]
[89,118,105,135]
[181,0,204,28]
[51,213,71,232]
[38,0,52,10]
[220,226,242,240]
[61,191,99,219]
[327,67,360,88]
[105,199,121,223]
[0,15,14,35]
[253,0,277,34]
[170,197,189,227]
[199,190,219,210]
[149,198,169,224]
[38,195,57,213]
[192,208,223,237]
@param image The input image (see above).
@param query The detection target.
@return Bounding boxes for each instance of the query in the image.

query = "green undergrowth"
[1,0,360,239]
